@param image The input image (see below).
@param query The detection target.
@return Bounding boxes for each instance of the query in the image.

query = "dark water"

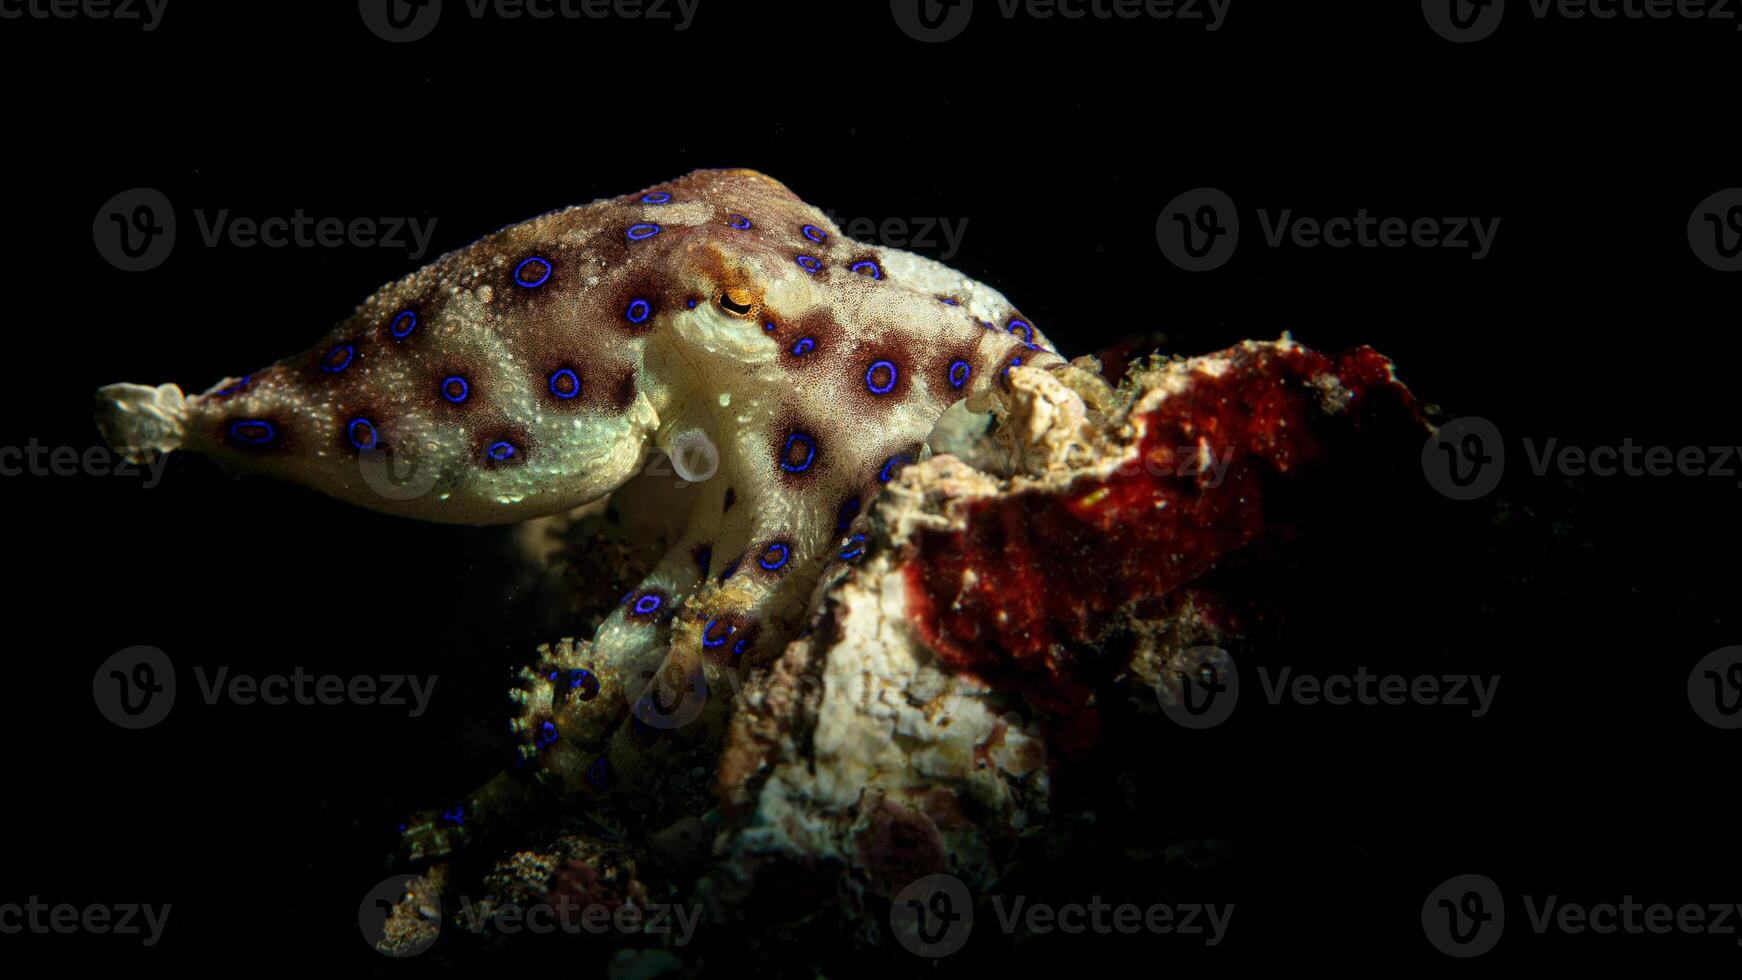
[2,1,1736,972]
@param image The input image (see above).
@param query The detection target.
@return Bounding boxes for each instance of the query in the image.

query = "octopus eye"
[718,288,755,317]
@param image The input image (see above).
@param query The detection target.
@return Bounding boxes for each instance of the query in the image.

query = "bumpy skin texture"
[95,169,1064,850]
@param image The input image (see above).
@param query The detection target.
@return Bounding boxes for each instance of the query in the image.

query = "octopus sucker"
[92,169,1066,855]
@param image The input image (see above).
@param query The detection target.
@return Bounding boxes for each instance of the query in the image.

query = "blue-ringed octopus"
[94,169,1065,857]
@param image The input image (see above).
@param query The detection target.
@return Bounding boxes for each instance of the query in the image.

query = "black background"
[2,0,1737,973]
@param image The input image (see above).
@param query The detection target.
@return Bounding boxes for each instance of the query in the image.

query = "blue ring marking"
[695,545,712,577]
[939,296,959,306]
[641,191,672,204]
[214,376,250,397]
[795,255,822,273]
[626,298,652,324]
[390,309,418,338]
[442,805,466,825]
[586,756,611,791]
[948,359,972,390]
[802,224,826,243]
[626,223,661,241]
[850,259,882,279]
[702,619,733,649]
[719,558,741,581]
[836,497,860,532]
[686,297,698,309]
[763,321,777,333]
[547,670,560,682]
[791,337,815,357]
[537,721,559,748]
[728,214,752,230]
[878,454,913,483]
[1008,318,1035,344]
[1003,356,1024,383]
[228,419,276,445]
[979,320,996,331]
[567,668,599,700]
[780,431,816,473]
[322,344,355,373]
[514,256,552,288]
[346,417,378,451]
[548,368,580,399]
[440,375,469,403]
[839,534,866,561]
[865,360,898,395]
[487,440,518,462]
[732,638,748,656]
[758,542,789,571]
[632,593,663,616]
